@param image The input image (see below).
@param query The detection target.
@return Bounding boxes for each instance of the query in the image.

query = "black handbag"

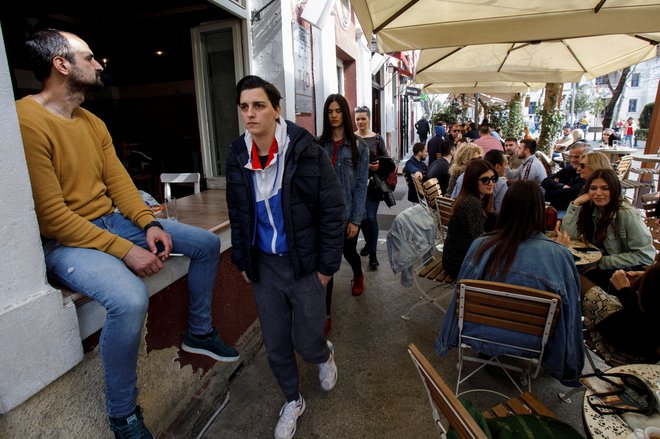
[582,370,657,416]
[372,174,396,207]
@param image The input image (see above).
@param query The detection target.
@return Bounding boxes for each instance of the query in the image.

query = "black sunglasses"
[578,162,588,169]
[354,106,369,113]
[478,175,498,184]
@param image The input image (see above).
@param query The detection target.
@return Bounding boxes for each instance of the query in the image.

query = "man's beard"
[68,66,105,94]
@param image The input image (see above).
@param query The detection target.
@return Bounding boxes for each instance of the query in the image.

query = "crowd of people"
[404,116,658,384]
[14,27,658,439]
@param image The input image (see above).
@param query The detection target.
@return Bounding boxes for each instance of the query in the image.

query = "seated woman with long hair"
[582,262,660,364]
[447,143,483,197]
[442,159,497,278]
[436,181,584,381]
[559,168,655,293]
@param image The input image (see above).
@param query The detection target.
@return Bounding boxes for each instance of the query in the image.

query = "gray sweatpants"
[251,252,331,402]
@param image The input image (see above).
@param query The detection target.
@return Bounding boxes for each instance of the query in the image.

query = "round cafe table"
[546,232,603,269]
[581,364,660,439]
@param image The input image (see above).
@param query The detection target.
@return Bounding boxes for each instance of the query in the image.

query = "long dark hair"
[453,159,495,217]
[577,168,622,246]
[473,181,546,279]
[319,94,359,167]
[639,262,660,314]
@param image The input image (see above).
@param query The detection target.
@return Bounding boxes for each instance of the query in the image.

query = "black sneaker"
[182,327,240,362]
[109,406,153,439]
[360,245,369,257]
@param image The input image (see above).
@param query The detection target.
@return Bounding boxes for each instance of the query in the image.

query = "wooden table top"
[157,189,230,233]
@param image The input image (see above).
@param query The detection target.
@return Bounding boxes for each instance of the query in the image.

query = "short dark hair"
[25,28,75,82]
[504,137,518,144]
[478,125,490,135]
[521,138,537,154]
[412,142,426,155]
[235,75,282,109]
[439,139,455,157]
[484,149,505,167]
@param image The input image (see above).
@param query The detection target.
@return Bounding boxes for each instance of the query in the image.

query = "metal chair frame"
[455,280,560,398]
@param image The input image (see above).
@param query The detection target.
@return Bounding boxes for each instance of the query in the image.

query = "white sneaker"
[318,340,337,391]
[274,395,305,439]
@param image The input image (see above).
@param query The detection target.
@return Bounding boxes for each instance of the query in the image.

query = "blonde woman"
[577,151,612,182]
[448,143,483,197]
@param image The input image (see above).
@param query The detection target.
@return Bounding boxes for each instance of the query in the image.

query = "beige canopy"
[350,0,660,53]
[423,82,544,95]
[416,33,660,85]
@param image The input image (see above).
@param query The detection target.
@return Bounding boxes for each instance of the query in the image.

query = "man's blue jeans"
[624,134,634,147]
[43,213,220,418]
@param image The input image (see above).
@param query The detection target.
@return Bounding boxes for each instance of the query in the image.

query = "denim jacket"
[435,233,584,382]
[560,201,655,270]
[323,138,369,225]
[386,204,437,286]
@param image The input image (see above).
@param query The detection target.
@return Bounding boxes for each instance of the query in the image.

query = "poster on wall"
[292,22,313,114]
[252,1,284,94]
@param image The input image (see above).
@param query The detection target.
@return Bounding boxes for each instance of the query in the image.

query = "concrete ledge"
[0,287,83,414]
[65,256,191,340]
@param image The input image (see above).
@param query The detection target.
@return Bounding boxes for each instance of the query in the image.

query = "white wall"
[0,24,83,414]
[313,10,339,131]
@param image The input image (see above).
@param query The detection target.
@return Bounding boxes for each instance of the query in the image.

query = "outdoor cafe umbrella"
[415,33,660,85]
[350,0,660,53]
[422,81,545,95]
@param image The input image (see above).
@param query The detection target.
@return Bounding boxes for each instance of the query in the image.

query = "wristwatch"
[143,220,163,232]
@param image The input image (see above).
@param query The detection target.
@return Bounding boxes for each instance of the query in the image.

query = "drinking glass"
[165,197,178,222]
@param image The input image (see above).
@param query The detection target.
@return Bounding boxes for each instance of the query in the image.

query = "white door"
[192,20,244,185]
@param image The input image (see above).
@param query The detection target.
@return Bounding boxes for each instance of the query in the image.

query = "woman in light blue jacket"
[319,94,369,336]
[559,168,655,293]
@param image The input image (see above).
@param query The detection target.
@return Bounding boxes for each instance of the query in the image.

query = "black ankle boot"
[360,244,369,256]
[369,253,379,271]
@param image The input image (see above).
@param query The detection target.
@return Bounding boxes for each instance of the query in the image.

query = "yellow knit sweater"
[17,97,155,259]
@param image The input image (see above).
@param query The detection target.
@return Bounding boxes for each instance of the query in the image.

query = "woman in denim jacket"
[436,181,584,382]
[559,169,655,293]
[319,94,369,336]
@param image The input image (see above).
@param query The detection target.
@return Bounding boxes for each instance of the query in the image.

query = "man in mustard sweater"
[16,29,239,438]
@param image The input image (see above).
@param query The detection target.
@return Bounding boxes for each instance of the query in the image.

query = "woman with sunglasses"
[436,181,584,382]
[354,105,392,270]
[318,94,369,335]
[559,169,655,293]
[442,159,497,278]
[576,151,612,182]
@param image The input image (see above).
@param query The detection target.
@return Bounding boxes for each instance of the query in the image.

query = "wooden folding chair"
[455,280,561,397]
[408,343,557,438]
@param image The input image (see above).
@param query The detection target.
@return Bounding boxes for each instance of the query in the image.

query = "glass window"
[628,99,638,113]
[631,73,640,87]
